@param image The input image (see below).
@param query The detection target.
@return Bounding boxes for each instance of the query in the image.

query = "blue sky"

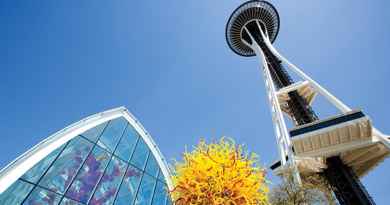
[1,0,389,203]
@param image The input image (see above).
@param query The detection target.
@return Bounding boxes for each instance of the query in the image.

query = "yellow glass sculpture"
[171,138,269,205]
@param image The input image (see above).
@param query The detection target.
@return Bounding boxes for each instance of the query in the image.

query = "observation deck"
[226,0,280,57]
[271,110,390,177]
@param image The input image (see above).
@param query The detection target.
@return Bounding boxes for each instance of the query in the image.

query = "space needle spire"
[225,1,390,204]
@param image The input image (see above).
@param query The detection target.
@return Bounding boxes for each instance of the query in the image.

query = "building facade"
[0,107,173,205]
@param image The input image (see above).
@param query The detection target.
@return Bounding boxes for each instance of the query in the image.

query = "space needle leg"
[373,129,390,149]
[262,38,352,113]
[261,34,379,205]
[243,25,302,185]
[263,38,390,150]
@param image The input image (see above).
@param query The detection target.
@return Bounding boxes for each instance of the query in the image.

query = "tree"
[269,168,336,205]
[171,138,269,205]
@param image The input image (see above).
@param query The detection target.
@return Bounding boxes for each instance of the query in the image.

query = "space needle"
[225,1,390,204]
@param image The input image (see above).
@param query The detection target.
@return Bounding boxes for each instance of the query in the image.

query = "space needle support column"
[243,25,302,185]
[262,35,352,113]
[253,22,376,205]
[262,27,390,157]
[225,1,384,204]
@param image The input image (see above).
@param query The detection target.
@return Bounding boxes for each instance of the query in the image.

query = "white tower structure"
[225,1,390,204]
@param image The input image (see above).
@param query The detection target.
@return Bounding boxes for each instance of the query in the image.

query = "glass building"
[0,107,173,205]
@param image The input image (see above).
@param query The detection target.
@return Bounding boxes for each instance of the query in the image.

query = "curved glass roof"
[0,108,172,205]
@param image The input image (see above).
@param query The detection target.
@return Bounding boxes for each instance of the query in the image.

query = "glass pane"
[158,170,165,182]
[22,144,65,183]
[130,139,149,170]
[114,165,142,205]
[90,156,127,205]
[134,174,156,205]
[81,122,108,142]
[0,179,33,204]
[24,187,61,205]
[152,181,166,205]
[97,118,128,152]
[114,126,138,162]
[145,154,159,178]
[60,197,83,205]
[66,146,110,204]
[39,137,93,194]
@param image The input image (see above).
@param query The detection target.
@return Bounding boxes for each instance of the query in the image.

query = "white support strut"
[262,37,390,150]
[243,22,302,184]
[262,37,352,113]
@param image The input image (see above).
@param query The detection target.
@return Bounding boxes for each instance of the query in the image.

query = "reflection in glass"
[66,146,110,203]
[130,139,149,170]
[114,165,142,205]
[24,187,61,205]
[158,170,165,182]
[90,156,126,205]
[80,122,108,143]
[152,181,167,205]
[115,126,138,162]
[22,144,65,183]
[145,155,159,178]
[134,174,156,205]
[0,179,33,204]
[60,197,84,205]
[39,137,93,194]
[97,118,127,152]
